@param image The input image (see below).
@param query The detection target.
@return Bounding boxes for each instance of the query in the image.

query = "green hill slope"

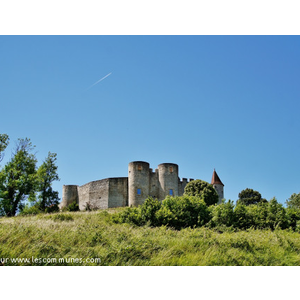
[1,209,300,266]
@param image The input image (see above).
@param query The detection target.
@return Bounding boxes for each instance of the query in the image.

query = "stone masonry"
[60,161,224,210]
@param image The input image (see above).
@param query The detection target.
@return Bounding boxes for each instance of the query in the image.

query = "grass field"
[1,209,300,266]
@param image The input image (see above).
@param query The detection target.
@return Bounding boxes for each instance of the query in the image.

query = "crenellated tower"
[158,163,179,199]
[128,161,150,207]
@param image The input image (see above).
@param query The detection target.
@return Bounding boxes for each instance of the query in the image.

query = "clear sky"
[1,35,300,205]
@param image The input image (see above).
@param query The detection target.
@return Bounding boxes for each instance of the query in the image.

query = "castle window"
[169,167,173,173]
[169,189,173,196]
[137,188,141,195]
[137,165,142,171]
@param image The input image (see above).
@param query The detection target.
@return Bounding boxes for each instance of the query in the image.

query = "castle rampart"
[60,161,224,210]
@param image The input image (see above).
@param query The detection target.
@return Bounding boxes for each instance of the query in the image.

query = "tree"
[0,134,9,162]
[286,193,300,209]
[36,152,60,210]
[237,188,267,206]
[184,179,219,206]
[0,138,37,216]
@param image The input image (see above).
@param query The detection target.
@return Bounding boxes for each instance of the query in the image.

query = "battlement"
[180,178,194,184]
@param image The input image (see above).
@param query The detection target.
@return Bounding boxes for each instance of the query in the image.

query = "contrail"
[87,72,112,90]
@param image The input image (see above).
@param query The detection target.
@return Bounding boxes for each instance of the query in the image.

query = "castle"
[60,161,224,210]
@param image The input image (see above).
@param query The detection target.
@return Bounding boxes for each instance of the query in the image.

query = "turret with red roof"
[211,169,224,204]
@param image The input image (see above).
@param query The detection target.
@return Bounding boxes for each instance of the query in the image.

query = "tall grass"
[1,209,300,266]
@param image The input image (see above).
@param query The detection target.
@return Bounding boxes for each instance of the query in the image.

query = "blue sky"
[1,35,300,205]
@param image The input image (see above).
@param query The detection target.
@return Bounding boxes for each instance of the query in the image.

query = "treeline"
[0,134,60,216]
[113,181,300,231]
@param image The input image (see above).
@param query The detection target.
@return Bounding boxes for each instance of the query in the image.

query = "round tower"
[128,161,150,206]
[158,163,179,200]
[60,185,79,209]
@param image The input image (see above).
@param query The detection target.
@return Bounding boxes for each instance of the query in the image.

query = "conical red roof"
[211,169,224,186]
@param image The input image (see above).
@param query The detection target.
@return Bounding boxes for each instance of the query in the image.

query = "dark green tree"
[237,188,267,206]
[184,179,219,206]
[36,152,60,211]
[286,193,300,209]
[0,138,37,216]
[0,134,9,163]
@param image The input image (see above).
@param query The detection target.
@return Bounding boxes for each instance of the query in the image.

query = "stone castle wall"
[61,161,222,210]
[108,177,128,208]
[78,179,110,210]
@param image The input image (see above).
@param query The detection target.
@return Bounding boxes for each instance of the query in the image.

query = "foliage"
[113,195,211,230]
[0,134,9,163]
[19,204,42,216]
[237,188,267,206]
[47,213,74,222]
[0,138,38,216]
[233,203,252,229]
[113,193,300,232]
[266,198,288,230]
[62,201,79,212]
[0,136,60,216]
[209,200,235,228]
[45,204,60,213]
[286,207,300,231]
[156,195,211,229]
[112,206,143,226]
[286,192,300,209]
[139,197,162,226]
[84,202,99,211]
[184,179,219,206]
[36,152,60,210]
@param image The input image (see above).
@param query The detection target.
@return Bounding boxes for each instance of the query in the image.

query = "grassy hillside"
[1,209,300,266]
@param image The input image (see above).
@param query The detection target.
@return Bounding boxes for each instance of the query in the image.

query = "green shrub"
[139,197,162,226]
[112,195,300,232]
[62,201,79,212]
[84,202,98,211]
[157,195,211,229]
[266,198,288,230]
[286,207,300,230]
[48,213,74,222]
[113,195,210,230]
[112,207,144,226]
[45,204,59,214]
[209,200,235,228]
[233,199,289,230]
[19,205,42,216]
[233,203,252,229]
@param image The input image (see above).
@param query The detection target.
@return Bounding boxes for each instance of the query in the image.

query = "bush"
[209,200,235,228]
[113,195,211,230]
[266,198,288,230]
[112,194,300,232]
[112,207,143,226]
[19,205,42,216]
[62,201,79,212]
[233,203,253,229]
[45,204,59,214]
[84,202,98,211]
[157,195,211,229]
[139,197,162,226]
[286,207,300,230]
[49,214,74,222]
